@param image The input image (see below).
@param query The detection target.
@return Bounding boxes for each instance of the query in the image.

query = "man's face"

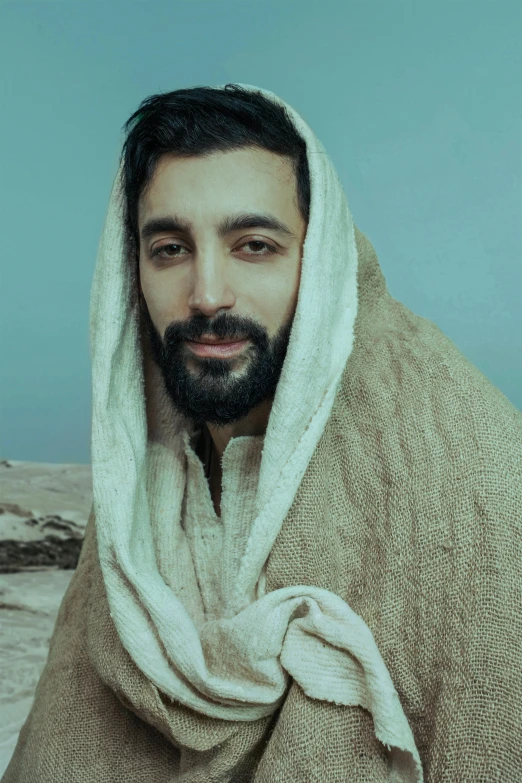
[137,146,307,429]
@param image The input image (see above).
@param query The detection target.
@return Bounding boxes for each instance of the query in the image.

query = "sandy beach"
[0,459,92,778]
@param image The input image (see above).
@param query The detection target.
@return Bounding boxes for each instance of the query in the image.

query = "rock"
[0,460,91,573]
[0,535,84,573]
[0,502,35,518]
[0,512,85,573]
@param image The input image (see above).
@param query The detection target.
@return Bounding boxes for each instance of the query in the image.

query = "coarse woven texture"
[3,83,522,782]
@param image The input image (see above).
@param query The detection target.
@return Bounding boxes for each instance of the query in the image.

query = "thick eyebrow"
[140,212,296,243]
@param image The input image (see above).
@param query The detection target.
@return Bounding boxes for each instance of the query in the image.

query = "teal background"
[1,0,520,464]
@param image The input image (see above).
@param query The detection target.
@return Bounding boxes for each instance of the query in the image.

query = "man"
[136,143,306,518]
[3,83,521,783]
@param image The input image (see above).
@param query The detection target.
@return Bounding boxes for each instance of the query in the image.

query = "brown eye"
[239,241,277,254]
[151,243,187,259]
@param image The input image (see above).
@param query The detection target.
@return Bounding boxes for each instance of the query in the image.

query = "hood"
[88,83,423,782]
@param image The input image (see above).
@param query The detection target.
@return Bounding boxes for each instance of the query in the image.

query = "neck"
[205,399,272,464]
[203,425,220,483]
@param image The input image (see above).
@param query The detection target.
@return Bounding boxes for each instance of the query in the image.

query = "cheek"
[250,267,300,328]
[139,265,168,308]
[138,270,168,326]
[275,261,301,318]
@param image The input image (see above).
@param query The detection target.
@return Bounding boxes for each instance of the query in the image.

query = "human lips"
[185,338,249,358]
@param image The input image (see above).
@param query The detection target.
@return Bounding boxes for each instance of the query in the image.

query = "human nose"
[187,252,236,316]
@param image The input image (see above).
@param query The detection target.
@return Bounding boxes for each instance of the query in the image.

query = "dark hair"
[120,83,310,258]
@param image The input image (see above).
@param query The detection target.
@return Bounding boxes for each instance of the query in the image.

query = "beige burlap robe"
[3,84,522,782]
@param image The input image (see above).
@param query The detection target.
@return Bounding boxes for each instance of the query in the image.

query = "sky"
[1,0,520,464]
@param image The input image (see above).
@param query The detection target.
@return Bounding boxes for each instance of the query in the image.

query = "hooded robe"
[3,83,522,783]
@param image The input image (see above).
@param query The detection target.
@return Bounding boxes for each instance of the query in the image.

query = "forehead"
[138,147,297,221]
